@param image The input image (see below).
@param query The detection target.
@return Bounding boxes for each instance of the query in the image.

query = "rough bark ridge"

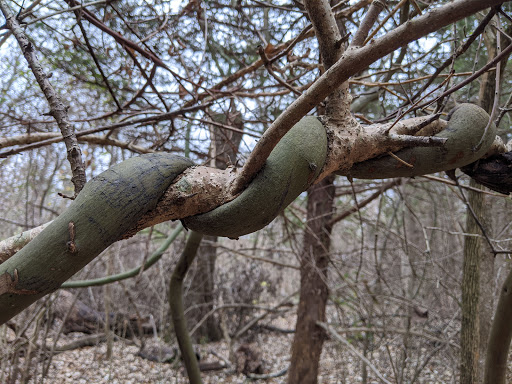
[288,176,335,384]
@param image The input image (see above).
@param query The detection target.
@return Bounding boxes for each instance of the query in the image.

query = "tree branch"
[351,0,386,47]
[329,179,400,226]
[232,0,505,193]
[0,0,87,195]
[61,225,184,288]
[404,7,498,108]
[304,0,343,68]
[0,103,211,158]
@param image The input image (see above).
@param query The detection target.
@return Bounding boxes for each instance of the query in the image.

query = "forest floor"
[19,314,459,384]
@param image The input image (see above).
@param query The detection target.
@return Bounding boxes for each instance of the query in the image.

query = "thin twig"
[404,7,497,108]
[454,182,498,255]
[330,179,400,226]
[74,14,121,110]
[387,151,413,167]
[258,45,302,96]
[21,0,107,26]
[363,0,409,46]
[414,42,512,111]
[0,103,211,158]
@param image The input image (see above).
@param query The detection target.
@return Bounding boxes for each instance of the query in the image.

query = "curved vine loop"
[342,104,497,179]
[0,104,498,325]
[183,116,328,238]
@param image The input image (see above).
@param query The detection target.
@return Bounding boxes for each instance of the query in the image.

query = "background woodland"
[1,0,512,383]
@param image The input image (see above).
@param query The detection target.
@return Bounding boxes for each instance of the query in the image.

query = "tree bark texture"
[288,175,335,384]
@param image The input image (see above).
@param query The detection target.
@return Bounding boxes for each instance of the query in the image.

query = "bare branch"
[0,0,87,195]
[232,0,504,193]
[351,0,386,47]
[304,0,343,68]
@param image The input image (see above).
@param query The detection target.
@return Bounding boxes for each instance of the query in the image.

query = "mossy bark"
[0,153,193,324]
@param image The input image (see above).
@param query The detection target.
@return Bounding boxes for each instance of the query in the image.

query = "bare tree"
[0,1,511,383]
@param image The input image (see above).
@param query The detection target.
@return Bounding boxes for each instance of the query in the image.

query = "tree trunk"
[460,178,494,383]
[460,18,502,382]
[288,175,335,384]
[186,106,243,342]
[478,188,494,383]
[186,235,222,342]
[460,179,484,383]
[484,267,512,384]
